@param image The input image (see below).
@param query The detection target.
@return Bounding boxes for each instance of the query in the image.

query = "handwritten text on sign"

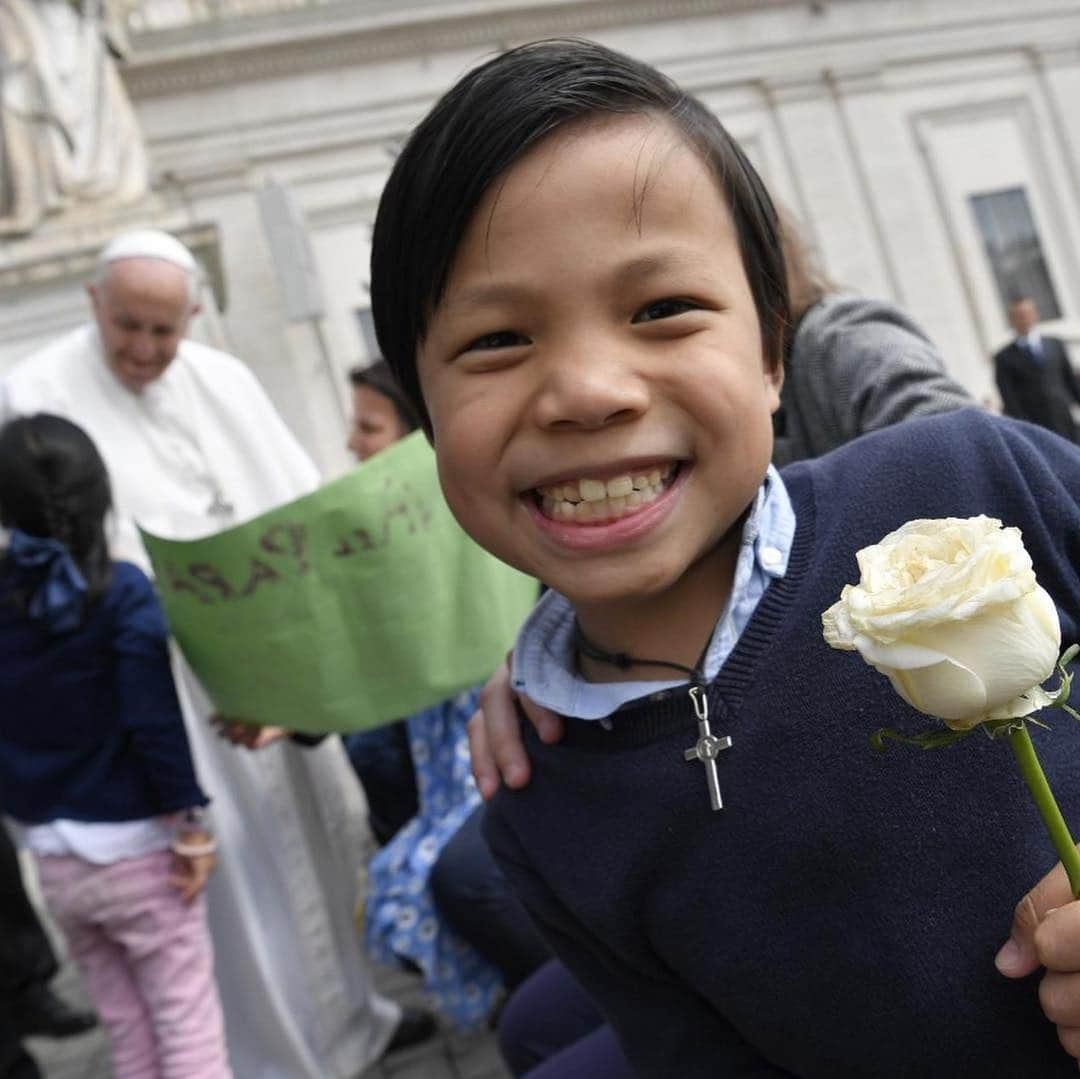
[159,476,435,605]
[141,433,538,733]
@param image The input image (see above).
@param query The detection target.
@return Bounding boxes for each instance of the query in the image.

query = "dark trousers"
[0,1031,40,1079]
[0,827,47,1079]
[342,721,419,846]
[496,959,632,1078]
[429,805,550,989]
[0,1014,39,1079]
[0,826,56,994]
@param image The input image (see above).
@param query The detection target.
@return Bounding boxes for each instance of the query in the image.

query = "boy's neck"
[574,538,739,684]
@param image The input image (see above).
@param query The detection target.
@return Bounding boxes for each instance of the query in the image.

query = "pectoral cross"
[207,488,235,519]
[683,684,731,811]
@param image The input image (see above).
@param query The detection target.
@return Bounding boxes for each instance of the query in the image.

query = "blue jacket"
[486,410,1080,1077]
[0,560,207,823]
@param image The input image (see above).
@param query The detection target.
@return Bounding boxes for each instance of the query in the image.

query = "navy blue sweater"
[0,560,207,823]
[486,411,1080,1077]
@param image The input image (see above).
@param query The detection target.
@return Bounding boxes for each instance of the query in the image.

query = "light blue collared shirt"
[511,465,797,720]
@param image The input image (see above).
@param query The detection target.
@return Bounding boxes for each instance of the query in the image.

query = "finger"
[239,727,261,748]
[468,710,501,800]
[484,701,533,791]
[168,872,195,902]
[476,663,533,791]
[1051,1021,1080,1062]
[477,663,533,788]
[1038,905,1080,973]
[518,693,564,745]
[253,726,286,749]
[997,860,1077,978]
[1040,970,1080,1029]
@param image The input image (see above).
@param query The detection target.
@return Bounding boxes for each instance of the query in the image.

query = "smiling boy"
[371,39,1080,1077]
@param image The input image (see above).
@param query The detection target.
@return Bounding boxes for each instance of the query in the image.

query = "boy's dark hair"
[371,37,790,433]
[347,359,420,434]
[0,414,112,600]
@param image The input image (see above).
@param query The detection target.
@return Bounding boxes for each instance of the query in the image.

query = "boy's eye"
[464,330,530,352]
[632,298,698,323]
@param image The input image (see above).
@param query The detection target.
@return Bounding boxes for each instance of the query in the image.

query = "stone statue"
[0,0,149,236]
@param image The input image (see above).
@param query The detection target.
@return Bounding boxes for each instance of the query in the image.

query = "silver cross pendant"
[207,489,235,520]
[683,684,732,811]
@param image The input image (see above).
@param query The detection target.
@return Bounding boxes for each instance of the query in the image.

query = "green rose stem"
[1007,724,1080,898]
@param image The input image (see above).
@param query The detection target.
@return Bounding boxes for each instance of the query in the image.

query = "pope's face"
[88,259,197,392]
[417,114,781,619]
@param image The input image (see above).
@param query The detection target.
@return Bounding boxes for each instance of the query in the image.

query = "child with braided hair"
[0,413,232,1078]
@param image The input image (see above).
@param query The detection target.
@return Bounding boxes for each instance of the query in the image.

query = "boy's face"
[417,114,782,615]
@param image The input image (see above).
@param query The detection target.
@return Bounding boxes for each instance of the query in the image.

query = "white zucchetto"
[97,229,198,275]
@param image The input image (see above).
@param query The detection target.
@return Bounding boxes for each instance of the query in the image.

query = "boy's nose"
[534,349,650,431]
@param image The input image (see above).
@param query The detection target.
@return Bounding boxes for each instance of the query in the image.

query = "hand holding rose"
[1000,862,1080,1063]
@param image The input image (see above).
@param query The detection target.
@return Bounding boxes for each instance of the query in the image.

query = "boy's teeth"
[580,478,606,503]
[535,465,676,523]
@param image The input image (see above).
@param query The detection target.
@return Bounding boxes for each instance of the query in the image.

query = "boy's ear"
[764,351,784,414]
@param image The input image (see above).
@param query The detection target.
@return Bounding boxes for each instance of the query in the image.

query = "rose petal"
[882,656,988,727]
[851,634,948,671]
[884,590,1059,716]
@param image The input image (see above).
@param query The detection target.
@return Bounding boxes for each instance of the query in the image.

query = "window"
[970,187,1061,319]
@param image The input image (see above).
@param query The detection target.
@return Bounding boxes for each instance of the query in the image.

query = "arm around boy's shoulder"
[790,295,973,451]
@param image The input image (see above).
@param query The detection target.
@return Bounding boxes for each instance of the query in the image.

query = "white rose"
[822,516,1061,730]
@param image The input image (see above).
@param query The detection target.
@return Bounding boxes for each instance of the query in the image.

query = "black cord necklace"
[574,623,731,813]
[574,623,706,686]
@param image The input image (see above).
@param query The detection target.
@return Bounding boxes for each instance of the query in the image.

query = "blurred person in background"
[994,295,1080,442]
[0,414,230,1078]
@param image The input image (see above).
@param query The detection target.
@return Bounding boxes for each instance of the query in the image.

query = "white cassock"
[2,325,401,1078]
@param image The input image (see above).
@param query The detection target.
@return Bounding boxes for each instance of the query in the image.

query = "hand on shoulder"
[469,659,563,798]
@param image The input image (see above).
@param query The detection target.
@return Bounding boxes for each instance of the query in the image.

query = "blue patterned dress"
[363,688,503,1028]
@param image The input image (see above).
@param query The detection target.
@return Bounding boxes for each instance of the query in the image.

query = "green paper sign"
[140,432,537,734]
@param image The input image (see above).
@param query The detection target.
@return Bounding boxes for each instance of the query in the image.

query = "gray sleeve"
[786,295,975,458]
[0,380,12,427]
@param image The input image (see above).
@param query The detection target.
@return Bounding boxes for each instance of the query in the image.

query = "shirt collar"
[511,465,795,720]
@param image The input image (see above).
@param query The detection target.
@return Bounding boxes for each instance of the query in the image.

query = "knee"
[429,833,469,911]
[496,986,540,1077]
[430,809,490,911]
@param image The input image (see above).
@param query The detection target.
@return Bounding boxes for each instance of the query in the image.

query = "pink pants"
[37,849,232,1079]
